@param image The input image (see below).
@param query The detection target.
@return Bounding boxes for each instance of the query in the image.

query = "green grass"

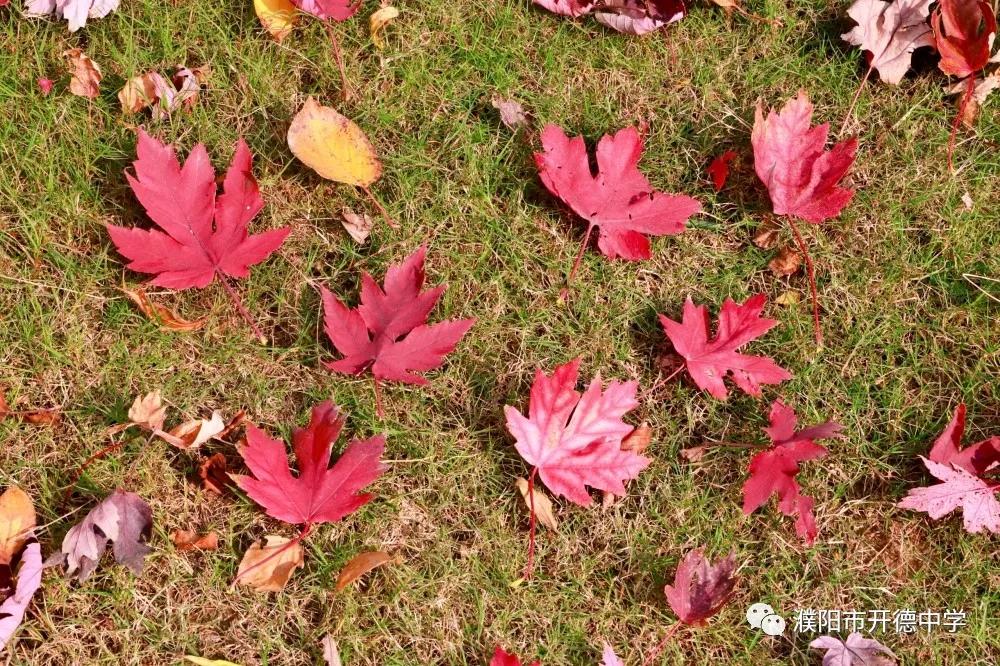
[1,0,999,664]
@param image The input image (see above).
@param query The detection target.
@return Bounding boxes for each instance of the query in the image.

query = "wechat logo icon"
[747,602,785,636]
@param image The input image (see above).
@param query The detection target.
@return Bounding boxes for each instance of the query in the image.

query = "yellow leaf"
[235,535,303,592]
[369,5,399,50]
[254,0,297,42]
[287,96,382,187]
[184,657,243,666]
[515,478,558,531]
[0,487,35,565]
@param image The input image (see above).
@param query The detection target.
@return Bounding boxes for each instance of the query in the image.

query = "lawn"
[1,0,999,664]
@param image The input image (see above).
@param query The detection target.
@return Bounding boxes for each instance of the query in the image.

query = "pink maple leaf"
[659,294,791,399]
[663,548,738,626]
[534,124,700,284]
[106,130,290,339]
[742,400,842,544]
[320,246,474,415]
[928,403,1000,476]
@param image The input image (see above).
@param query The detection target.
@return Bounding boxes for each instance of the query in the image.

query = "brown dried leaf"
[171,529,219,551]
[491,96,530,130]
[768,246,802,276]
[369,5,400,49]
[0,487,36,565]
[679,446,708,463]
[63,48,102,99]
[775,290,802,306]
[20,410,60,426]
[122,287,207,331]
[515,478,558,531]
[199,453,234,495]
[128,390,167,431]
[236,535,303,592]
[335,550,393,592]
[752,221,782,250]
[622,423,653,453]
[341,207,373,244]
[164,411,225,450]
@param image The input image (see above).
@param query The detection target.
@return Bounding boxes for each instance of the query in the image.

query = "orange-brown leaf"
[122,287,207,331]
[171,529,219,551]
[236,535,303,592]
[0,487,36,565]
[335,550,393,592]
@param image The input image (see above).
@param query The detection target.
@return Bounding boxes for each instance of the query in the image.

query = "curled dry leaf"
[679,445,709,462]
[516,478,558,531]
[0,487,36,565]
[768,246,803,276]
[491,96,530,131]
[255,0,298,41]
[370,5,400,49]
[166,411,226,450]
[171,529,219,551]
[947,71,1000,126]
[122,287,207,332]
[335,550,393,591]
[199,453,234,495]
[752,220,782,250]
[236,535,304,592]
[63,49,102,99]
[622,422,653,453]
[127,390,167,431]
[288,96,382,187]
[341,207,373,244]
[0,390,60,426]
[117,67,208,119]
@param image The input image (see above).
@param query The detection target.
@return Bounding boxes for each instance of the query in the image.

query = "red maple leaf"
[293,0,360,20]
[932,0,996,78]
[663,548,738,625]
[706,150,737,192]
[534,124,701,283]
[320,246,474,414]
[742,400,842,544]
[231,401,386,529]
[658,294,791,400]
[490,647,540,666]
[898,404,1000,534]
[107,130,290,339]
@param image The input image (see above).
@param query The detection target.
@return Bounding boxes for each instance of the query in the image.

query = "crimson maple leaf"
[752,91,857,224]
[232,401,386,528]
[897,404,1000,534]
[293,0,359,20]
[932,0,996,78]
[320,246,474,413]
[659,294,791,400]
[107,130,290,339]
[663,548,738,626]
[742,400,842,544]
[505,358,650,506]
[534,124,701,283]
[706,150,737,192]
[490,647,540,666]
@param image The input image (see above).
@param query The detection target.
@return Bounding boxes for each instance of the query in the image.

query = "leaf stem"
[323,21,353,102]
[561,223,594,300]
[842,63,873,133]
[232,523,313,587]
[372,377,385,419]
[948,75,976,172]
[786,216,822,346]
[218,274,267,344]
[642,622,682,666]
[524,467,538,580]
[362,186,398,229]
[62,436,127,503]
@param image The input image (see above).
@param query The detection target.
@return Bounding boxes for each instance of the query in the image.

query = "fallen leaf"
[490,647,541,666]
[659,294,792,399]
[121,286,207,332]
[706,150,737,192]
[185,657,243,666]
[117,67,207,119]
[287,96,382,187]
[775,290,802,305]
[932,0,996,78]
[947,71,1000,126]
[293,0,361,21]
[106,130,290,338]
[320,245,474,389]
[25,0,119,31]
[255,0,297,41]
[593,0,685,35]
[199,453,234,495]
[753,90,857,223]
[63,49,102,99]
[621,422,653,453]
[19,410,60,426]
[532,0,593,17]
[810,632,898,665]
[491,96,530,130]
[679,446,708,462]
[236,535,304,592]
[37,78,53,95]
[535,124,701,262]
[516,478,558,531]
[752,220,782,250]
[664,547,738,625]
[48,490,152,582]
[0,488,36,565]
[506,358,649,506]
[601,643,624,666]
[127,390,167,431]
[768,246,802,276]
[171,529,219,551]
[335,550,393,591]
[341,207,373,244]
[231,401,386,527]
[369,5,399,49]
[842,0,934,84]
[321,635,342,666]
[743,400,843,544]
[166,411,226,450]
[0,542,42,651]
